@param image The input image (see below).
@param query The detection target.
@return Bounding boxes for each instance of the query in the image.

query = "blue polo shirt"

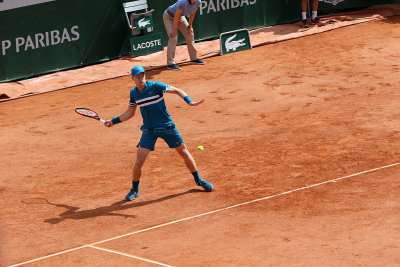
[167,0,201,17]
[129,81,175,130]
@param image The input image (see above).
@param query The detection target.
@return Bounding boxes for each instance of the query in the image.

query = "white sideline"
[88,245,173,267]
[8,162,400,267]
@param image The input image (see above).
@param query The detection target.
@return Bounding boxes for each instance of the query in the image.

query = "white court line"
[8,162,400,267]
[88,245,173,267]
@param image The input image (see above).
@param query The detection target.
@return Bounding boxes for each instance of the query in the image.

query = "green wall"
[0,0,397,82]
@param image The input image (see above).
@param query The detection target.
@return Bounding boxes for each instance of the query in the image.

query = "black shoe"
[301,19,309,28]
[195,177,213,192]
[167,64,181,71]
[125,189,139,201]
[190,58,205,65]
[311,17,326,26]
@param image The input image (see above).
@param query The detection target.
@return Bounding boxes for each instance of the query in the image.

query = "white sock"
[312,11,318,20]
[302,12,307,20]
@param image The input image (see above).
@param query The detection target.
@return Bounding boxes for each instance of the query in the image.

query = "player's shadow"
[38,189,203,224]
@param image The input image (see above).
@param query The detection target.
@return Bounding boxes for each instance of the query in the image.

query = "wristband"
[111,116,122,124]
[184,96,192,104]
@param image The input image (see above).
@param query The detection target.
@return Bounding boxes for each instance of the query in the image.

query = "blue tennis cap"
[131,66,145,76]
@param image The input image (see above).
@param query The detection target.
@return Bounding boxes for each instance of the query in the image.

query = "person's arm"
[104,106,137,127]
[170,8,183,38]
[166,86,204,106]
[187,8,198,33]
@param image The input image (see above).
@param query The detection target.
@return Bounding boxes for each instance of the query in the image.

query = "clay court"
[1,14,400,266]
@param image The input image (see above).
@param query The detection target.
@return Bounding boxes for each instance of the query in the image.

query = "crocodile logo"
[138,17,151,28]
[225,34,246,52]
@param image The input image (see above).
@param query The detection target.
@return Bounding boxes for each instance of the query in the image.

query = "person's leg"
[132,146,151,181]
[163,10,178,66]
[311,0,318,19]
[301,0,308,28]
[177,16,198,62]
[301,0,308,17]
[126,146,151,201]
[310,0,324,25]
[175,143,213,192]
[175,142,197,172]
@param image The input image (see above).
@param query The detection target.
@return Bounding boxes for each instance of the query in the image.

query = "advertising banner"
[133,15,154,30]
[0,0,397,82]
[220,29,251,55]
[130,32,163,57]
[0,0,130,82]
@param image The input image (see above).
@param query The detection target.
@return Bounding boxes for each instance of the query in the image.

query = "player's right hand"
[104,120,113,127]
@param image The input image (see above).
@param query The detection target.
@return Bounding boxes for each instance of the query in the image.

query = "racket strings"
[75,108,98,117]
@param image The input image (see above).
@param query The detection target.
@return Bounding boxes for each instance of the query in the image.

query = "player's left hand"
[189,99,204,106]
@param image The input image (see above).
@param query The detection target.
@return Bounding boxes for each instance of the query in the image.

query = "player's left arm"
[166,86,204,106]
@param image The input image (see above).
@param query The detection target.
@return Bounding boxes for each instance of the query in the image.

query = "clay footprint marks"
[25,126,47,136]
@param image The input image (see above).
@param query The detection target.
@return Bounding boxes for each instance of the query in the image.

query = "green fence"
[0,0,131,82]
[0,0,397,82]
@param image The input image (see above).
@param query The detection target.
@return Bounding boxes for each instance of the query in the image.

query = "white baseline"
[88,245,173,267]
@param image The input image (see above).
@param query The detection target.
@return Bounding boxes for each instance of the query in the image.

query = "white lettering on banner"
[200,0,256,15]
[51,30,61,45]
[1,25,80,55]
[207,0,216,13]
[1,40,11,56]
[25,36,35,50]
[132,39,162,50]
[15,37,24,53]
[35,33,45,48]
[232,0,239,8]
[61,28,71,43]
[45,32,50,46]
[219,0,226,10]
[71,26,80,41]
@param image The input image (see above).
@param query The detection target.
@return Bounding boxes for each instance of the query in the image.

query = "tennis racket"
[75,107,105,123]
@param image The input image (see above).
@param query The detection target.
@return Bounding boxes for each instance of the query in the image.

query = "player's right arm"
[104,106,136,127]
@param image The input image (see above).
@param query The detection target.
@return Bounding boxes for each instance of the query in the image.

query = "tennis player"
[104,66,213,201]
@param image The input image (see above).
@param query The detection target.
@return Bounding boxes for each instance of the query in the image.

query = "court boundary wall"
[0,0,398,83]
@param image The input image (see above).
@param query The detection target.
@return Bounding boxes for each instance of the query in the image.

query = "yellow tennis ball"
[197,145,204,151]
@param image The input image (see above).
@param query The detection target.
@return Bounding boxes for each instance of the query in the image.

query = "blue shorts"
[137,127,184,151]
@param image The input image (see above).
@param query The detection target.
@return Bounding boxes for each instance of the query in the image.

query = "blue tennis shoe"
[195,177,213,192]
[125,189,139,201]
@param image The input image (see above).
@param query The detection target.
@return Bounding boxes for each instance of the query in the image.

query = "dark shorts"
[137,127,184,151]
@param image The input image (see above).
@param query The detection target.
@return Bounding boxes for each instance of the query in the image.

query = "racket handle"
[99,119,105,123]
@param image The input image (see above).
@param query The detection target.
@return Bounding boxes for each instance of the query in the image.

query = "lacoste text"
[132,39,162,50]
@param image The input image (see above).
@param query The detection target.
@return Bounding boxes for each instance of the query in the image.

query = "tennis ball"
[197,145,204,151]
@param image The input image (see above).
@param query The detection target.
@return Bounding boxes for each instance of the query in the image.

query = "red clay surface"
[1,16,400,266]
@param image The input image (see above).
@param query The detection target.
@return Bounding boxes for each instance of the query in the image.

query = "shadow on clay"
[21,188,203,224]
